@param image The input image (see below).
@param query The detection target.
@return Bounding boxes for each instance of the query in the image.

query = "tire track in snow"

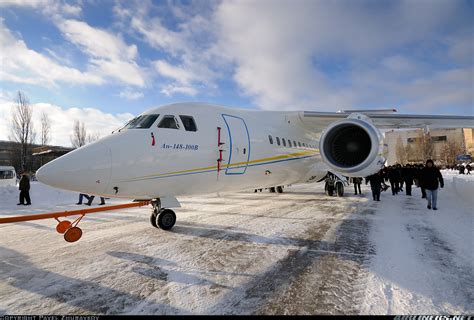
[205,198,375,314]
[405,223,474,312]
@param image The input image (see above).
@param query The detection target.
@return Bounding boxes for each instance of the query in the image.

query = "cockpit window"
[179,115,197,132]
[122,114,159,129]
[158,115,180,129]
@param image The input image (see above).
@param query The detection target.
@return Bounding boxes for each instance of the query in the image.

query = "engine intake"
[319,116,385,177]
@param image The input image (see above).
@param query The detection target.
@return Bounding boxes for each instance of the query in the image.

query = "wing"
[300,111,474,129]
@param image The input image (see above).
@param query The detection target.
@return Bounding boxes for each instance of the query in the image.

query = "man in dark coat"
[352,177,362,195]
[420,159,444,210]
[402,164,414,196]
[466,164,472,175]
[17,171,31,206]
[387,166,400,195]
[366,171,384,201]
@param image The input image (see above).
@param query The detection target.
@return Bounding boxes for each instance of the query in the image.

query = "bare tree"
[412,130,434,162]
[40,111,51,146]
[395,136,407,165]
[440,141,465,165]
[70,120,87,148]
[404,142,413,163]
[9,91,36,170]
[87,132,101,143]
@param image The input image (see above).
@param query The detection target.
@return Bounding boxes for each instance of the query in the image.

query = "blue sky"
[0,0,472,146]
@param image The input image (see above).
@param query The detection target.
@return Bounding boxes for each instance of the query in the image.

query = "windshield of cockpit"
[121,114,159,130]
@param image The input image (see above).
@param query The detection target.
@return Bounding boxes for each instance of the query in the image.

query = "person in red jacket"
[420,159,444,210]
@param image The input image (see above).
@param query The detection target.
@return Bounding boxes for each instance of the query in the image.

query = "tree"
[404,142,413,163]
[87,132,100,143]
[395,136,407,165]
[440,141,465,165]
[70,120,87,148]
[9,91,36,171]
[40,111,51,146]
[412,130,433,162]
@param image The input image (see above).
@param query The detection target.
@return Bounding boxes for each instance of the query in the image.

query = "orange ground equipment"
[0,201,150,243]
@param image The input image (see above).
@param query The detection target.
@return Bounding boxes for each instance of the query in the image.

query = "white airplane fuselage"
[37,103,329,199]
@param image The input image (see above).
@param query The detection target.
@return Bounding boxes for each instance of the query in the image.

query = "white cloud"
[118,89,144,100]
[211,0,473,113]
[154,60,197,85]
[0,102,134,147]
[0,20,103,87]
[0,0,82,18]
[115,2,220,96]
[160,85,197,97]
[57,19,145,87]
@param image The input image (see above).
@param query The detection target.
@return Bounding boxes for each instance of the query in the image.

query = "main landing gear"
[324,172,345,197]
[150,200,176,230]
[269,186,284,193]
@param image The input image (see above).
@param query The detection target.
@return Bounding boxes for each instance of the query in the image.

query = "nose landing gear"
[150,200,176,230]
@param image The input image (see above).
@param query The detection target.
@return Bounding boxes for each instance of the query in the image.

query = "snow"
[0,175,472,315]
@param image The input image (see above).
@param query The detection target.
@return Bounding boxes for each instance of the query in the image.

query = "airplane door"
[222,114,250,174]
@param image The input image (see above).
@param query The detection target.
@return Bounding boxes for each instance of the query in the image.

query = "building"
[385,128,474,165]
[0,140,73,172]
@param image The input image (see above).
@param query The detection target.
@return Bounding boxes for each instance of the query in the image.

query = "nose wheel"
[150,207,176,230]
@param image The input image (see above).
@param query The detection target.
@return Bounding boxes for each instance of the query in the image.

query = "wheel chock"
[64,226,83,242]
[56,220,72,234]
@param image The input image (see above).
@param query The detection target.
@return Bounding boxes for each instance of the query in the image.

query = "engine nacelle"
[319,114,385,177]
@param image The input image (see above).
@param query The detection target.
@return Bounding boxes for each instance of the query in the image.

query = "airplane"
[28,102,472,238]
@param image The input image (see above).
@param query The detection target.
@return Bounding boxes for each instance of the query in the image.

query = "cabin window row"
[123,114,197,132]
[268,135,316,149]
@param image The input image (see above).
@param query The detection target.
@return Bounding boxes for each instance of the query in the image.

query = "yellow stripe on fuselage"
[118,149,320,182]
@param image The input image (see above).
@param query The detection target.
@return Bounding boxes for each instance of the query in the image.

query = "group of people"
[15,170,107,206]
[445,164,472,175]
[361,159,444,210]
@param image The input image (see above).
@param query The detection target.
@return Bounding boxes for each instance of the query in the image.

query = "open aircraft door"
[221,114,250,174]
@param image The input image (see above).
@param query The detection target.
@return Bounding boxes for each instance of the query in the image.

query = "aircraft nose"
[36,143,112,195]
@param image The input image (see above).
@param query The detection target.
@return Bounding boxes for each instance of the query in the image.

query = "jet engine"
[319,114,386,177]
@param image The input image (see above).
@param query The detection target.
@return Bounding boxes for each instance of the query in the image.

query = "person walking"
[76,193,91,205]
[86,195,106,206]
[396,164,404,192]
[77,193,106,205]
[388,166,400,195]
[420,159,444,210]
[352,177,362,195]
[414,164,426,199]
[17,171,31,206]
[466,164,472,175]
[402,164,414,196]
[366,171,383,201]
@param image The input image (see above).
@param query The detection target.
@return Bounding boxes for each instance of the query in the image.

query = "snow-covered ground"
[0,176,472,315]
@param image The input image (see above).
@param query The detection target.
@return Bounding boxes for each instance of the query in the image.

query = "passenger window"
[288,140,292,147]
[179,115,197,132]
[293,140,297,147]
[276,137,280,146]
[158,115,180,129]
[282,138,286,147]
[123,114,159,129]
[268,135,273,144]
[298,142,301,147]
